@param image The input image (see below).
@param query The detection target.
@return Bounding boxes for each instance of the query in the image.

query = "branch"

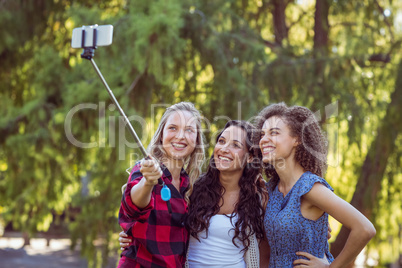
[373,0,394,43]
[0,115,28,144]
[368,53,390,63]
[288,9,310,30]
[331,22,376,31]
[261,38,279,49]
[125,63,148,95]
[254,0,268,32]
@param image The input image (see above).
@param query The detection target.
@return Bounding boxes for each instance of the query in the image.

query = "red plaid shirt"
[118,162,189,268]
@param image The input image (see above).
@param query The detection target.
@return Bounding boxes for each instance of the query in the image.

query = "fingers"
[118,231,131,250]
[293,254,312,267]
[119,237,131,243]
[140,158,163,186]
[327,224,332,239]
[293,258,310,266]
[294,252,329,268]
[296,251,315,259]
[118,231,131,243]
[120,240,131,245]
[140,158,162,174]
[121,183,127,194]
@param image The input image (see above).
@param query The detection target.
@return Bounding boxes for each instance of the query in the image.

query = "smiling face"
[161,110,198,161]
[259,116,299,164]
[213,126,251,173]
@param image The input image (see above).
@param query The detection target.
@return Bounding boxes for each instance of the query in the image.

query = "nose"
[220,143,230,153]
[176,129,185,139]
[260,133,271,144]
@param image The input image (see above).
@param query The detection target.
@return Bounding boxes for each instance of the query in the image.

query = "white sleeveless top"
[187,214,247,268]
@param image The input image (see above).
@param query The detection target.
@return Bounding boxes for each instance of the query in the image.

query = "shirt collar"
[160,162,189,180]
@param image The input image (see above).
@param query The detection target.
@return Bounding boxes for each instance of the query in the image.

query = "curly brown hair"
[185,120,268,252]
[253,103,328,190]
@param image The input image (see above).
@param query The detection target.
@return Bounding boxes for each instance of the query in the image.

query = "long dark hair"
[185,120,268,252]
[253,103,328,190]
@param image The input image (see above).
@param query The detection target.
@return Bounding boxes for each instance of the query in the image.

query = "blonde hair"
[148,102,205,203]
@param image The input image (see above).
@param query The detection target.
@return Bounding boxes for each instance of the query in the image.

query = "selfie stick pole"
[79,27,172,212]
[90,59,148,156]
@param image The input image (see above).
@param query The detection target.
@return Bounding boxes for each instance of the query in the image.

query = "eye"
[186,128,195,133]
[218,138,225,144]
[234,143,241,148]
[271,131,279,135]
[169,126,176,130]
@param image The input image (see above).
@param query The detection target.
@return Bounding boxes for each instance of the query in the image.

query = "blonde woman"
[117,102,205,268]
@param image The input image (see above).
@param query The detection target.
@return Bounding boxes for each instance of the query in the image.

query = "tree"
[331,59,402,262]
[0,0,401,266]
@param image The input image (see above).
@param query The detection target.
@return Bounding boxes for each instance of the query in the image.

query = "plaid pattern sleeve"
[118,162,190,268]
[120,163,154,226]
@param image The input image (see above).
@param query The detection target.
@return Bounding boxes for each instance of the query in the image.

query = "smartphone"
[71,25,113,48]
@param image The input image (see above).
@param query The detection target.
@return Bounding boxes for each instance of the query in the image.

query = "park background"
[0,0,401,267]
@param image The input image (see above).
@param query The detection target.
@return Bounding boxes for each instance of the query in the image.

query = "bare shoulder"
[303,181,335,202]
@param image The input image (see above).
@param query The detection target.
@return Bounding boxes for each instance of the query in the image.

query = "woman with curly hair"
[254,102,376,267]
[185,120,269,267]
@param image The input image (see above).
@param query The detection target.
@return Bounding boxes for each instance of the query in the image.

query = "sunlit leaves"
[0,0,401,266]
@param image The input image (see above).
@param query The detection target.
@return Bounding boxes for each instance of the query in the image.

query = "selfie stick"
[78,26,172,213]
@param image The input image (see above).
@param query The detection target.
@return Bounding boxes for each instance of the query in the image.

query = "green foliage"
[0,0,401,266]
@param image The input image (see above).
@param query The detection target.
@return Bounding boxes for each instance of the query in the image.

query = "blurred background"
[0,0,401,267]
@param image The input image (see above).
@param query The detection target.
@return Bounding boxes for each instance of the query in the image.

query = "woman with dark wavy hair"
[185,120,269,267]
[255,102,376,268]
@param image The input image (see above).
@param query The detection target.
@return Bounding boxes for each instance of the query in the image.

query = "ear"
[246,153,253,164]
[293,137,300,147]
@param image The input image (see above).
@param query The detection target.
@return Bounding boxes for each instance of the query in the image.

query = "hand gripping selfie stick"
[73,25,172,213]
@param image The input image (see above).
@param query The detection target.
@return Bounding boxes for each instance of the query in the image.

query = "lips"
[261,145,275,154]
[217,155,233,162]
[171,142,187,149]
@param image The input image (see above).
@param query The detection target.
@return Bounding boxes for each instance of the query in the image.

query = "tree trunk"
[330,60,402,259]
[313,0,330,55]
[22,232,30,247]
[312,0,331,112]
[271,0,288,45]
